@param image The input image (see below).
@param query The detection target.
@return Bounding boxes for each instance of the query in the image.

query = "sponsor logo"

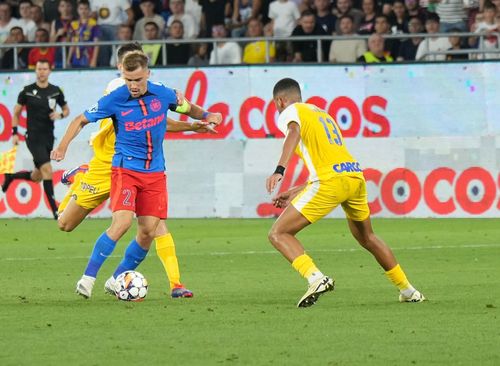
[86,103,98,113]
[80,181,98,194]
[125,113,165,131]
[150,98,162,112]
[121,109,133,116]
[333,161,362,173]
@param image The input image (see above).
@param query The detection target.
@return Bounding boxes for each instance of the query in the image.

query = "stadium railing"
[0,32,499,70]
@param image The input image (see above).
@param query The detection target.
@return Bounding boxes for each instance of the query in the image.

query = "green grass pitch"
[1,218,499,365]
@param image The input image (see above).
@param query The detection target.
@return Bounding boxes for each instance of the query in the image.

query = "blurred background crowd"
[0,0,499,69]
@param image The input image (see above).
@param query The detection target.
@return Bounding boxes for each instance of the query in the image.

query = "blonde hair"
[122,51,149,72]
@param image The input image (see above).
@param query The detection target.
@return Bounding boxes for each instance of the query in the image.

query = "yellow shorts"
[58,163,111,213]
[292,175,370,223]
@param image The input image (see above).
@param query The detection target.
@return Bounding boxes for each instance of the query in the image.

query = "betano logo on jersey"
[333,161,362,173]
[124,113,165,131]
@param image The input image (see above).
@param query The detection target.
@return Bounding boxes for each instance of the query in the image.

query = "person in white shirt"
[470,2,499,59]
[209,24,241,64]
[133,0,165,40]
[90,0,134,66]
[329,15,367,63]
[415,13,451,60]
[268,0,300,37]
[166,0,199,39]
[0,2,20,45]
[18,0,37,42]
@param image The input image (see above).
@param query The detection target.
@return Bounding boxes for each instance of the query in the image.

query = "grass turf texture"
[0,218,499,366]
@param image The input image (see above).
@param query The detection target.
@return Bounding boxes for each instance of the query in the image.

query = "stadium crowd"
[0,0,499,69]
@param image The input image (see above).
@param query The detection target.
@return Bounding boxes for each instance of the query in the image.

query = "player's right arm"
[50,114,90,161]
[51,94,115,161]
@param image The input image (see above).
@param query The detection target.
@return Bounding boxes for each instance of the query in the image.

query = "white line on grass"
[2,243,500,261]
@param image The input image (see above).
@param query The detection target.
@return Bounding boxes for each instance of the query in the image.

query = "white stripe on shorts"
[293,180,320,212]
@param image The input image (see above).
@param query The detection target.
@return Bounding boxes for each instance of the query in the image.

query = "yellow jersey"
[277,102,363,182]
[243,41,276,64]
[87,77,124,166]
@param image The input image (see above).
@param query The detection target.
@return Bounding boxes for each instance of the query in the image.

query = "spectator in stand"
[358,0,377,35]
[18,0,36,41]
[209,23,241,64]
[243,17,276,63]
[1,26,29,69]
[333,0,363,34]
[90,0,134,66]
[357,33,394,61]
[185,0,203,27]
[397,15,423,60]
[390,0,409,33]
[405,0,427,23]
[291,10,329,62]
[268,0,300,37]
[67,0,100,68]
[230,0,253,37]
[329,14,367,62]
[118,23,134,40]
[133,0,165,40]
[374,14,400,58]
[470,2,498,59]
[200,0,231,37]
[44,0,78,23]
[0,2,20,45]
[314,0,336,35]
[415,12,451,60]
[50,0,74,68]
[436,0,468,32]
[28,28,56,68]
[142,21,163,65]
[30,4,51,33]
[110,24,133,67]
[166,19,191,64]
[188,42,209,65]
[446,27,468,60]
[167,0,199,38]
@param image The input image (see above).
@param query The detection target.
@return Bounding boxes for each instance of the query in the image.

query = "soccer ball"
[115,271,148,302]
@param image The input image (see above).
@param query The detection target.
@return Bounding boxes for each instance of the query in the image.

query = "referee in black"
[2,59,70,219]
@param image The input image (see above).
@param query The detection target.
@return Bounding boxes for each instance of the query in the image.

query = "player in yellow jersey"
[57,43,221,299]
[266,78,425,307]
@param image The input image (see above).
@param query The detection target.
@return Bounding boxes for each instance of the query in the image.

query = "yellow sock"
[292,254,319,279]
[155,233,181,290]
[385,264,413,291]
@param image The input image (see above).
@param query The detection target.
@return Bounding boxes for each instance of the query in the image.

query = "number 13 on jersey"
[319,116,343,146]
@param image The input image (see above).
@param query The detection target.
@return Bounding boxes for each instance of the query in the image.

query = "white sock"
[307,271,325,285]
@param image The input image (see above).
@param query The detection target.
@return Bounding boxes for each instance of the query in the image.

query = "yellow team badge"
[99,7,110,19]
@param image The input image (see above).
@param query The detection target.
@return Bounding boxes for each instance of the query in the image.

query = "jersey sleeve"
[83,94,115,123]
[277,104,301,134]
[56,87,67,107]
[164,86,179,112]
[17,88,27,106]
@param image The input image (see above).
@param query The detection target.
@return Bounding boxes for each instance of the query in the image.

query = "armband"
[174,99,190,114]
[202,111,209,120]
[12,126,18,135]
[274,165,285,176]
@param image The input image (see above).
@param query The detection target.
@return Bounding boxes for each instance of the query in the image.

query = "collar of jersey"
[127,90,156,101]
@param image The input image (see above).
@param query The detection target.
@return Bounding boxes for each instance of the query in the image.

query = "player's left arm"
[173,98,222,126]
[166,117,217,134]
[51,114,90,161]
[266,121,301,194]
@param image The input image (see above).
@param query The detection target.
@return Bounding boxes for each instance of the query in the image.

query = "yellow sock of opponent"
[385,264,414,292]
[292,254,319,279]
[155,233,181,289]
